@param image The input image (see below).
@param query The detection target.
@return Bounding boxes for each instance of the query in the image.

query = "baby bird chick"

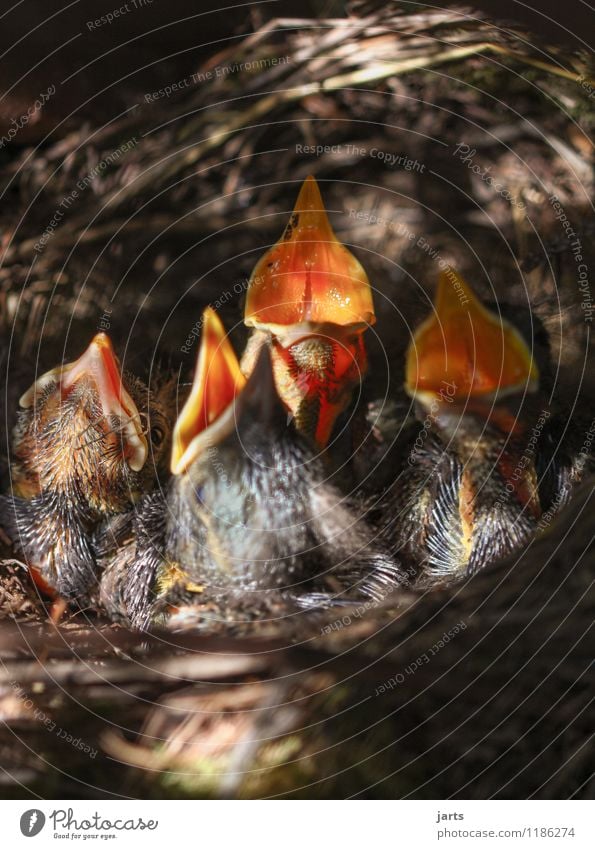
[98,308,402,630]
[241,176,376,447]
[374,269,559,583]
[1,333,171,600]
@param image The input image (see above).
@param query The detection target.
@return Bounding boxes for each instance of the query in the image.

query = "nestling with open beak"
[98,308,402,630]
[0,333,172,600]
[370,268,568,583]
[241,176,376,448]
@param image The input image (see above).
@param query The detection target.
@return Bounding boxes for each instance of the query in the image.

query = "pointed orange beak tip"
[171,308,246,475]
[406,269,539,403]
[90,331,114,351]
[292,174,326,218]
[244,177,375,331]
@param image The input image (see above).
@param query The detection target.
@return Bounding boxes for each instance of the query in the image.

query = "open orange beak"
[244,175,375,340]
[19,333,148,472]
[405,269,539,406]
[171,308,246,475]
[242,177,375,447]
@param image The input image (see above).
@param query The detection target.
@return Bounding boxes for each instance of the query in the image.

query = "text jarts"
[436,812,464,823]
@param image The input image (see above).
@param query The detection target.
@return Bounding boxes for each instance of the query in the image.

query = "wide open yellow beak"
[171,308,246,475]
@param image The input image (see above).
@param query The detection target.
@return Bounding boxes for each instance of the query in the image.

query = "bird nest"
[0,1,593,798]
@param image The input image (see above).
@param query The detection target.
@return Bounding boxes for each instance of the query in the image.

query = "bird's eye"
[150,425,165,446]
